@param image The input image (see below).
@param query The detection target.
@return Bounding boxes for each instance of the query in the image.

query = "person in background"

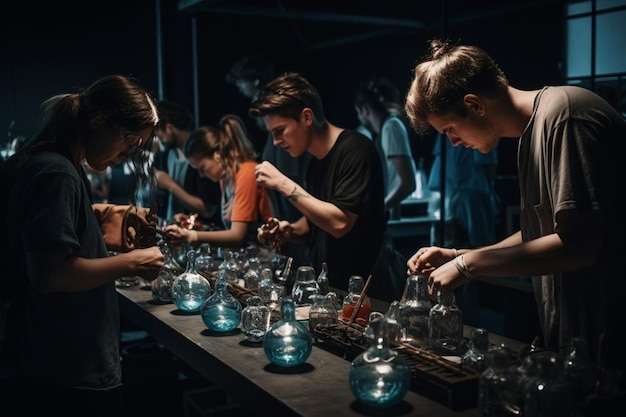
[153,100,222,229]
[226,54,311,267]
[405,40,626,380]
[354,77,417,220]
[83,160,111,203]
[0,74,165,416]
[164,114,275,265]
[427,132,499,249]
[251,72,394,301]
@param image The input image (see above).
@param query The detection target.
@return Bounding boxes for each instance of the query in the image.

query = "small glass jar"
[308,292,338,332]
[241,295,271,343]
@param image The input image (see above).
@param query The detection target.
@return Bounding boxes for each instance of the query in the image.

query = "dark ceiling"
[177,0,567,51]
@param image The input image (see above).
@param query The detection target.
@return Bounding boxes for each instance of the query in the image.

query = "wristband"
[454,254,474,280]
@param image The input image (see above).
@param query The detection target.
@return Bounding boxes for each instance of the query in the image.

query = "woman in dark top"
[1,74,164,416]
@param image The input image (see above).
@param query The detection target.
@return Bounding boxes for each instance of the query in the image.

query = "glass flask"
[341,275,372,325]
[266,283,285,313]
[171,250,212,313]
[428,289,464,354]
[523,351,573,417]
[200,270,242,332]
[257,267,273,303]
[564,337,598,406]
[308,292,338,331]
[397,274,432,348]
[161,240,183,276]
[263,298,312,368]
[240,295,271,343]
[243,256,263,290]
[291,265,320,307]
[151,268,176,303]
[349,316,411,408]
[194,242,218,274]
[462,327,490,372]
[316,262,330,295]
[364,301,401,344]
[478,344,517,417]
[219,249,240,284]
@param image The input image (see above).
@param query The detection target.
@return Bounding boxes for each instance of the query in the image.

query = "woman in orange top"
[165,114,275,264]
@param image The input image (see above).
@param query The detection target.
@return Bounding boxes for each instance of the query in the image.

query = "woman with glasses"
[0,74,164,416]
[164,114,275,265]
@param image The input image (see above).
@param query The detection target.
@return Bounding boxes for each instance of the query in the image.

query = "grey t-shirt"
[519,86,626,371]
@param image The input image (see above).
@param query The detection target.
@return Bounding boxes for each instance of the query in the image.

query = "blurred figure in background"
[83,160,111,203]
[227,54,310,267]
[354,77,417,220]
[153,100,223,229]
[428,132,499,249]
[165,115,275,265]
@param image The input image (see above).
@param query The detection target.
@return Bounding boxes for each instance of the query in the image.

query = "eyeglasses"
[120,132,144,158]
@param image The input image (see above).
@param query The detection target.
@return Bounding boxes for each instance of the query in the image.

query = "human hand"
[258,217,292,249]
[133,246,165,282]
[407,246,457,276]
[255,161,287,191]
[164,224,197,244]
[173,212,199,230]
[154,169,175,191]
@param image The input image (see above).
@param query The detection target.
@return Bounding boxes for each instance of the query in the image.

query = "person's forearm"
[281,179,352,238]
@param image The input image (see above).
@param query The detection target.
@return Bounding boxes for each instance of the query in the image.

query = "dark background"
[0,0,567,346]
[1,0,565,177]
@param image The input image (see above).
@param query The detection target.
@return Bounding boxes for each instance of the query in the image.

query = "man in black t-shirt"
[251,72,393,301]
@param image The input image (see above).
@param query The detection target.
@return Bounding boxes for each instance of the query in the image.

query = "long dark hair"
[2,74,159,204]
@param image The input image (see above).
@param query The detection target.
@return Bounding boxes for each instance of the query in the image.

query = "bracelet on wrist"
[454,254,474,280]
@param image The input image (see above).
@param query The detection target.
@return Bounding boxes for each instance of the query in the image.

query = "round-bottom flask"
[263,298,312,367]
[200,270,242,332]
[349,317,411,407]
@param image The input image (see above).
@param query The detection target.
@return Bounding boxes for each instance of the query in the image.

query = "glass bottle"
[291,265,320,307]
[341,275,371,326]
[563,337,598,409]
[317,262,330,295]
[523,351,573,417]
[462,327,490,372]
[200,270,242,332]
[478,344,517,417]
[194,242,217,274]
[349,316,411,408]
[308,292,338,331]
[160,240,183,276]
[171,250,212,313]
[243,256,263,290]
[263,298,312,368]
[397,274,432,348]
[257,267,273,303]
[428,289,464,354]
[240,295,271,343]
[219,249,240,284]
[151,268,176,303]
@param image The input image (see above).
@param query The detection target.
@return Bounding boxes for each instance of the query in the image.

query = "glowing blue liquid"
[263,332,312,367]
[201,304,241,332]
[349,364,410,407]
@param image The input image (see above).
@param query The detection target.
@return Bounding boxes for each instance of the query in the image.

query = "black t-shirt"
[306,130,387,294]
